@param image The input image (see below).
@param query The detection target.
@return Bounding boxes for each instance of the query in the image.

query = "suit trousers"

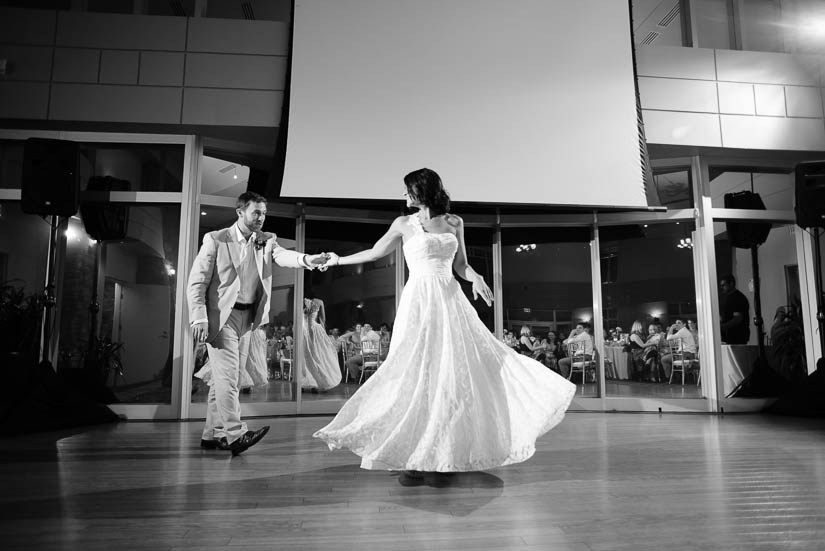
[203,308,254,443]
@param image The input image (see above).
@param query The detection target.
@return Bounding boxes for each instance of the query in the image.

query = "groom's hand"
[306,253,329,266]
[192,322,208,343]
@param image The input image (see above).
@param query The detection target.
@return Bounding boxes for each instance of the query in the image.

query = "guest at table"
[643,324,666,382]
[558,323,594,378]
[627,321,647,381]
[518,325,547,363]
[661,319,697,379]
[543,331,561,371]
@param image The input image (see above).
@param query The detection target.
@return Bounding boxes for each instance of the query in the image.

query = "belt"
[233,302,254,311]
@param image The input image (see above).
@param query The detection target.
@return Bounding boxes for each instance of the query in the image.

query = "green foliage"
[0,280,42,358]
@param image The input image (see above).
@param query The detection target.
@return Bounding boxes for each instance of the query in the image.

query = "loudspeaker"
[794,161,825,229]
[724,191,771,249]
[21,138,80,216]
[79,176,130,241]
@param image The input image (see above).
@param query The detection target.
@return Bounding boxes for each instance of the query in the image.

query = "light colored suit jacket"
[186,227,306,342]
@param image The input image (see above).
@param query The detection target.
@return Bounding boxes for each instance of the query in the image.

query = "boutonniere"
[252,234,268,250]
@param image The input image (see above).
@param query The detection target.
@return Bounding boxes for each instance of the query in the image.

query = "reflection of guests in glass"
[558,323,594,378]
[301,298,342,392]
[642,324,666,382]
[719,274,750,344]
[661,319,697,378]
[378,323,392,360]
[518,325,547,363]
[543,331,560,370]
[344,323,381,380]
[627,321,647,381]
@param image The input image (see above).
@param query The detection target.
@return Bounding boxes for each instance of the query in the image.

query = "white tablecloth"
[604,346,630,380]
[721,344,760,397]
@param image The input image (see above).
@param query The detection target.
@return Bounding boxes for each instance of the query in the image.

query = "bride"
[313,168,575,483]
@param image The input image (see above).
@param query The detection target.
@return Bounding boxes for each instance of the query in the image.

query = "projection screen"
[281,0,647,208]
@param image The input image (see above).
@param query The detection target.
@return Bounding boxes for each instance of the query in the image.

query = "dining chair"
[279,341,294,381]
[566,341,596,383]
[359,339,382,384]
[667,337,699,385]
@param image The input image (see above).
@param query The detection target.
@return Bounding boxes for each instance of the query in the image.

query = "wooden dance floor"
[2,412,824,550]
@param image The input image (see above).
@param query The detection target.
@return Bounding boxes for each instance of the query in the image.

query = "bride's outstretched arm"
[326,217,404,267]
[450,214,494,306]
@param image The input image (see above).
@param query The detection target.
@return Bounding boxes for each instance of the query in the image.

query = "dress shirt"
[234,224,262,304]
[668,327,697,354]
[564,331,594,356]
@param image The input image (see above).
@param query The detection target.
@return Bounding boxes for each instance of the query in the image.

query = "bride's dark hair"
[404,168,450,215]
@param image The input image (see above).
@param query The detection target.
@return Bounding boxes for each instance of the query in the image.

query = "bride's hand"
[321,252,340,269]
[472,276,494,306]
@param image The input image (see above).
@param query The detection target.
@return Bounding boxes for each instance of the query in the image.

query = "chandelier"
[677,237,693,249]
[516,243,537,253]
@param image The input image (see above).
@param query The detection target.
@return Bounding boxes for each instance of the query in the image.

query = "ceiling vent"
[168,0,187,17]
[641,32,660,45]
[658,4,680,27]
[242,2,256,20]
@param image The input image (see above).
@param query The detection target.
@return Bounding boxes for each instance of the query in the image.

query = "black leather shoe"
[200,438,228,450]
[229,426,270,456]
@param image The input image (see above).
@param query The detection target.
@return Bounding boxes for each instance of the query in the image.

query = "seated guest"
[558,323,594,378]
[344,323,381,380]
[627,320,647,381]
[542,331,561,370]
[642,323,666,382]
[518,325,547,363]
[378,322,392,360]
[660,319,697,379]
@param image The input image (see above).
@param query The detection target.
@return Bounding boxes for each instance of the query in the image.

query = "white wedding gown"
[301,299,342,391]
[314,215,576,472]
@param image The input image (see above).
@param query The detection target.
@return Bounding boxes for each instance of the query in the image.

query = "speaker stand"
[39,215,60,365]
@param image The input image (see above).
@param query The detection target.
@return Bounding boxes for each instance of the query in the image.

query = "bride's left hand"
[472,276,494,306]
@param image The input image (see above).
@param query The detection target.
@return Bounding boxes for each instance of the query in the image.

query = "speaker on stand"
[764,161,825,416]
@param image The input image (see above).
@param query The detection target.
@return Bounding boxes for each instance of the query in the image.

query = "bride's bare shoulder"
[444,213,463,228]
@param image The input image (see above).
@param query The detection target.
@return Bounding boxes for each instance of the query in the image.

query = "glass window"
[0,202,50,364]
[739,0,784,53]
[189,205,299,405]
[632,0,686,47]
[56,203,181,404]
[501,228,597,397]
[695,0,734,49]
[600,222,701,399]
[709,169,794,210]
[0,140,24,190]
[460,226,495,332]
[200,156,252,198]
[714,222,806,398]
[83,143,184,193]
[651,168,692,209]
[304,219,395,400]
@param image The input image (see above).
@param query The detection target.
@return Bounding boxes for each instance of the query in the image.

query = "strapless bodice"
[403,231,457,277]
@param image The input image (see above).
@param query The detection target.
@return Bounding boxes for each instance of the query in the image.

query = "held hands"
[305,253,330,269]
[472,275,494,307]
[192,322,208,343]
[319,252,340,271]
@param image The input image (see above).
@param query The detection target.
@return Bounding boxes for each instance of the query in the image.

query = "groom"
[187,191,327,455]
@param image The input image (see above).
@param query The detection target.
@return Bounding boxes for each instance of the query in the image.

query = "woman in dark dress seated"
[627,321,647,381]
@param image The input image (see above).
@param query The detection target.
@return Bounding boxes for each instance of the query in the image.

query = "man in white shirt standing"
[187,192,328,455]
[558,322,594,379]
[661,319,697,379]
